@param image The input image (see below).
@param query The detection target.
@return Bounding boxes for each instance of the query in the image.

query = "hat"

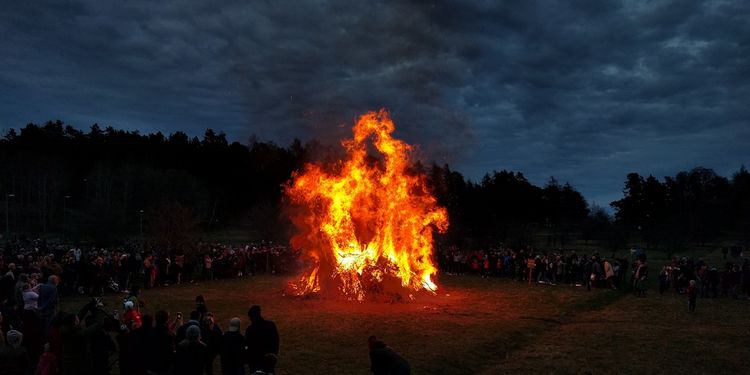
[186,325,201,340]
[124,301,135,310]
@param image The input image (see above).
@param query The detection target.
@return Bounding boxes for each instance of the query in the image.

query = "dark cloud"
[0,0,748,207]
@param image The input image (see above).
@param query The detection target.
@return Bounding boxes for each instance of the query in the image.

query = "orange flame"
[286,110,448,301]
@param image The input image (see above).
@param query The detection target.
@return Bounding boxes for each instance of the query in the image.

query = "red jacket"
[35,352,59,375]
[123,310,142,329]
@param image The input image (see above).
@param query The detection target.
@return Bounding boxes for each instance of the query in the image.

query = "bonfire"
[286,110,448,301]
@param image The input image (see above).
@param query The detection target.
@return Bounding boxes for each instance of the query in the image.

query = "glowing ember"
[286,110,448,301]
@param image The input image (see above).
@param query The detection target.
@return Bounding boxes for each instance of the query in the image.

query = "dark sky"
[1,1,748,207]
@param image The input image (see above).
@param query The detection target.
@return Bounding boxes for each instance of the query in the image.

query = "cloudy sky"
[1,0,748,207]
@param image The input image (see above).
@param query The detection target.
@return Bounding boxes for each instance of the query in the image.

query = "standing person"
[38,275,60,338]
[0,330,30,375]
[20,283,43,369]
[86,314,116,375]
[245,305,279,372]
[176,311,202,343]
[175,325,208,375]
[687,279,698,312]
[143,255,155,289]
[203,255,213,280]
[201,313,223,375]
[60,300,105,375]
[174,254,185,285]
[220,318,246,375]
[634,259,649,297]
[583,257,593,291]
[591,256,603,289]
[659,266,670,295]
[146,310,176,375]
[368,335,410,375]
[603,258,615,289]
[195,295,208,321]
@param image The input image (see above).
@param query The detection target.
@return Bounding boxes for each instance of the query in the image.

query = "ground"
[61,272,749,375]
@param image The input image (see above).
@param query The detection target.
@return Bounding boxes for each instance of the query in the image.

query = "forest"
[1,120,748,250]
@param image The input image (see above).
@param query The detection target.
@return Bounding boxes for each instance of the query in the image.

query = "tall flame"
[286,110,448,301]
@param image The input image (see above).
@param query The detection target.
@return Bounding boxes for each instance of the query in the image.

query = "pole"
[5,195,9,240]
[63,195,70,240]
[139,209,144,237]
[5,194,14,240]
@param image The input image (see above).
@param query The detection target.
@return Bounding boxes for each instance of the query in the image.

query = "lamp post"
[63,195,70,240]
[5,193,15,240]
[139,209,144,237]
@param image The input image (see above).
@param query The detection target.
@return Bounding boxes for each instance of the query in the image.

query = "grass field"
[61,272,749,375]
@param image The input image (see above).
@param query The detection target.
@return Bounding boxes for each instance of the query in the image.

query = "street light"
[63,195,70,240]
[139,209,144,237]
[5,193,15,240]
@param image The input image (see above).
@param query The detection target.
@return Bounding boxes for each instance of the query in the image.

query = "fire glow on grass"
[286,110,448,301]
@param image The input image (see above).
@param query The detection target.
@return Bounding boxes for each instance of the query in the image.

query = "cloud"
[0,0,748,206]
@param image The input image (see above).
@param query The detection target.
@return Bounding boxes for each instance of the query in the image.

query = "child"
[659,266,669,295]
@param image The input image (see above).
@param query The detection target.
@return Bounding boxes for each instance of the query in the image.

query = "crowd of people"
[0,238,296,374]
[657,255,750,304]
[0,282,412,375]
[1,236,747,373]
[0,281,281,375]
[438,246,638,290]
[437,246,750,304]
[0,239,299,298]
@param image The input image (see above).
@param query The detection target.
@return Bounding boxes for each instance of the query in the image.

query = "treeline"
[0,120,305,243]
[428,166,590,248]
[610,168,750,251]
[429,165,750,252]
[0,121,748,250]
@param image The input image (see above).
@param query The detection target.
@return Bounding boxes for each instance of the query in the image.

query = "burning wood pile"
[286,110,448,301]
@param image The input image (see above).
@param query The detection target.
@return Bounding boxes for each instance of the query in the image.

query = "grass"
[61,273,747,374]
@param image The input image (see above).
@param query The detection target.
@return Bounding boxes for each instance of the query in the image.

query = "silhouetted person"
[146,310,175,375]
[60,300,105,375]
[175,325,208,375]
[133,314,155,374]
[195,295,208,321]
[86,314,116,375]
[634,258,649,297]
[0,330,30,375]
[368,336,410,375]
[201,313,223,375]
[176,310,201,343]
[687,279,697,312]
[220,318,246,375]
[38,275,60,338]
[245,305,279,372]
